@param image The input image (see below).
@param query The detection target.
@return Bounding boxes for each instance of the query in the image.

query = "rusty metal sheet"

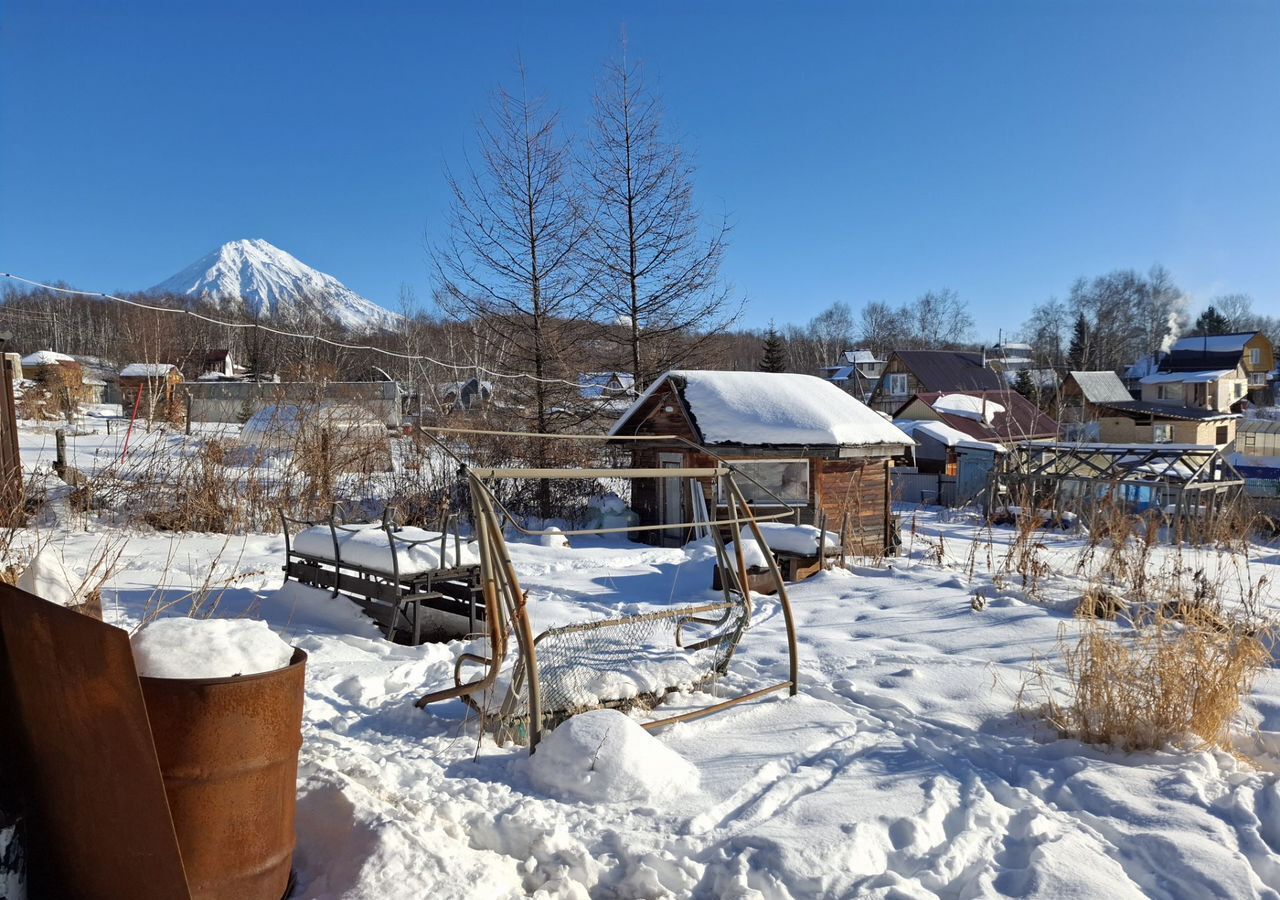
[0,582,192,899]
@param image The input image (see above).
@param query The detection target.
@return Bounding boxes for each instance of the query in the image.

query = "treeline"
[1019,267,1280,372]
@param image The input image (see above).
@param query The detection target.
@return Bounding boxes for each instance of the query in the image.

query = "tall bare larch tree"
[584,49,738,390]
[433,68,592,438]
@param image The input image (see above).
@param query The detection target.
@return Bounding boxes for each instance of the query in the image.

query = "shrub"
[1041,606,1270,752]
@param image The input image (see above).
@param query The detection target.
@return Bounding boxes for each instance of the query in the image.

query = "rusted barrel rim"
[138,647,307,687]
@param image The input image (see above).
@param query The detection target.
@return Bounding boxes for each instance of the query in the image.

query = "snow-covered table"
[280,508,484,645]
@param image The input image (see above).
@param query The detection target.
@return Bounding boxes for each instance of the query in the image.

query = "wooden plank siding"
[813,458,892,556]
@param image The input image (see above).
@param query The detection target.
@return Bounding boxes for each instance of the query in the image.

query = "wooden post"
[0,356,21,521]
[54,428,67,476]
[184,389,193,436]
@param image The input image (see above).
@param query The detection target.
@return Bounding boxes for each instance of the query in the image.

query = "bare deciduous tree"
[584,49,738,390]
[433,67,592,439]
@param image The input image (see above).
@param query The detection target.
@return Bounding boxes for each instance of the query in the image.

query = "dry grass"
[1041,608,1270,752]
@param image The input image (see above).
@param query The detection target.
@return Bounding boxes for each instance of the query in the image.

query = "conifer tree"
[760,322,787,373]
[1066,314,1089,370]
[1193,306,1230,336]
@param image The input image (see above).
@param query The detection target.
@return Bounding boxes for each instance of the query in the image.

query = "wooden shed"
[609,371,912,555]
[118,363,182,416]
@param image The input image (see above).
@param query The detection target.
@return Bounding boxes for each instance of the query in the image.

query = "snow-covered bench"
[280,504,484,644]
[720,521,843,587]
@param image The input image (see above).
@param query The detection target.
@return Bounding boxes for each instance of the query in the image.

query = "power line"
[0,272,584,388]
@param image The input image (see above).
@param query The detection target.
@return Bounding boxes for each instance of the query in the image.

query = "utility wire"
[0,272,585,388]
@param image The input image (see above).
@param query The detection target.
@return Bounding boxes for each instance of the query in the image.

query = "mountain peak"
[148,239,399,331]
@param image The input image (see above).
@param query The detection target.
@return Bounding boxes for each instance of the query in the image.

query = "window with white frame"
[1251,347,1261,366]
[724,459,810,506]
[1152,423,1173,443]
[887,373,908,396]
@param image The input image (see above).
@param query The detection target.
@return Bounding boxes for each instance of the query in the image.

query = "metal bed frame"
[280,502,484,644]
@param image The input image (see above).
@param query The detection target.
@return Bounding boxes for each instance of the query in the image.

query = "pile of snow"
[614,370,911,447]
[718,536,772,568]
[131,617,294,679]
[293,523,479,573]
[753,522,841,555]
[721,522,840,566]
[538,526,571,549]
[583,492,639,531]
[17,547,80,606]
[933,393,1004,426]
[525,710,699,804]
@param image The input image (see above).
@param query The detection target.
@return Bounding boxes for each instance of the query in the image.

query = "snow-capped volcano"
[148,239,399,331]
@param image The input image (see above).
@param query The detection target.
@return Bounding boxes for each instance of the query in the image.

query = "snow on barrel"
[132,617,294,679]
[526,709,699,804]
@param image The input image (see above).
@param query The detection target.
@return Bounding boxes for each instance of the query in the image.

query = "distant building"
[201,349,247,380]
[118,363,182,414]
[891,390,1059,447]
[820,349,885,400]
[440,377,494,412]
[1126,331,1274,408]
[1061,369,1237,446]
[867,350,1003,414]
[578,372,637,414]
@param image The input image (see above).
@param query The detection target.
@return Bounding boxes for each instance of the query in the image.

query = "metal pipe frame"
[727,477,800,697]
[415,470,799,753]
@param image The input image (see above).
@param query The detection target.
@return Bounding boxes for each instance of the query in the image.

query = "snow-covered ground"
[12,422,1280,898]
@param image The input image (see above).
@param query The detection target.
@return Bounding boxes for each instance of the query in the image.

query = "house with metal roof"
[866,350,1003,414]
[1060,369,1238,446]
[820,349,885,401]
[1126,331,1274,407]
[890,390,1059,446]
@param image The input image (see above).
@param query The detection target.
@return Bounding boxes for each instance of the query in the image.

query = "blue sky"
[2,1,1277,340]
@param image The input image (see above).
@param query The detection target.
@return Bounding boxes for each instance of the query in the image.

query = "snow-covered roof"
[1170,333,1255,354]
[120,363,178,378]
[932,393,1005,426]
[1139,369,1235,385]
[20,350,75,366]
[612,371,911,448]
[842,349,882,365]
[579,372,636,400]
[1125,355,1161,380]
[1069,371,1132,404]
[893,419,1006,453]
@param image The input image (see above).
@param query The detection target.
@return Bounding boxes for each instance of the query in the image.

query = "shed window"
[1216,425,1229,444]
[1152,424,1173,443]
[1251,348,1261,366]
[727,459,810,507]
[887,373,908,396]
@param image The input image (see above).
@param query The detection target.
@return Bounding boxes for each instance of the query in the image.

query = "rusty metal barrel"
[139,648,306,900]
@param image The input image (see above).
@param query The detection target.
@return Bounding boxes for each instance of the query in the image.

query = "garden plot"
[12,425,1280,897]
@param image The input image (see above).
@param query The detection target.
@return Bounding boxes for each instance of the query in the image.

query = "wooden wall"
[813,458,891,556]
